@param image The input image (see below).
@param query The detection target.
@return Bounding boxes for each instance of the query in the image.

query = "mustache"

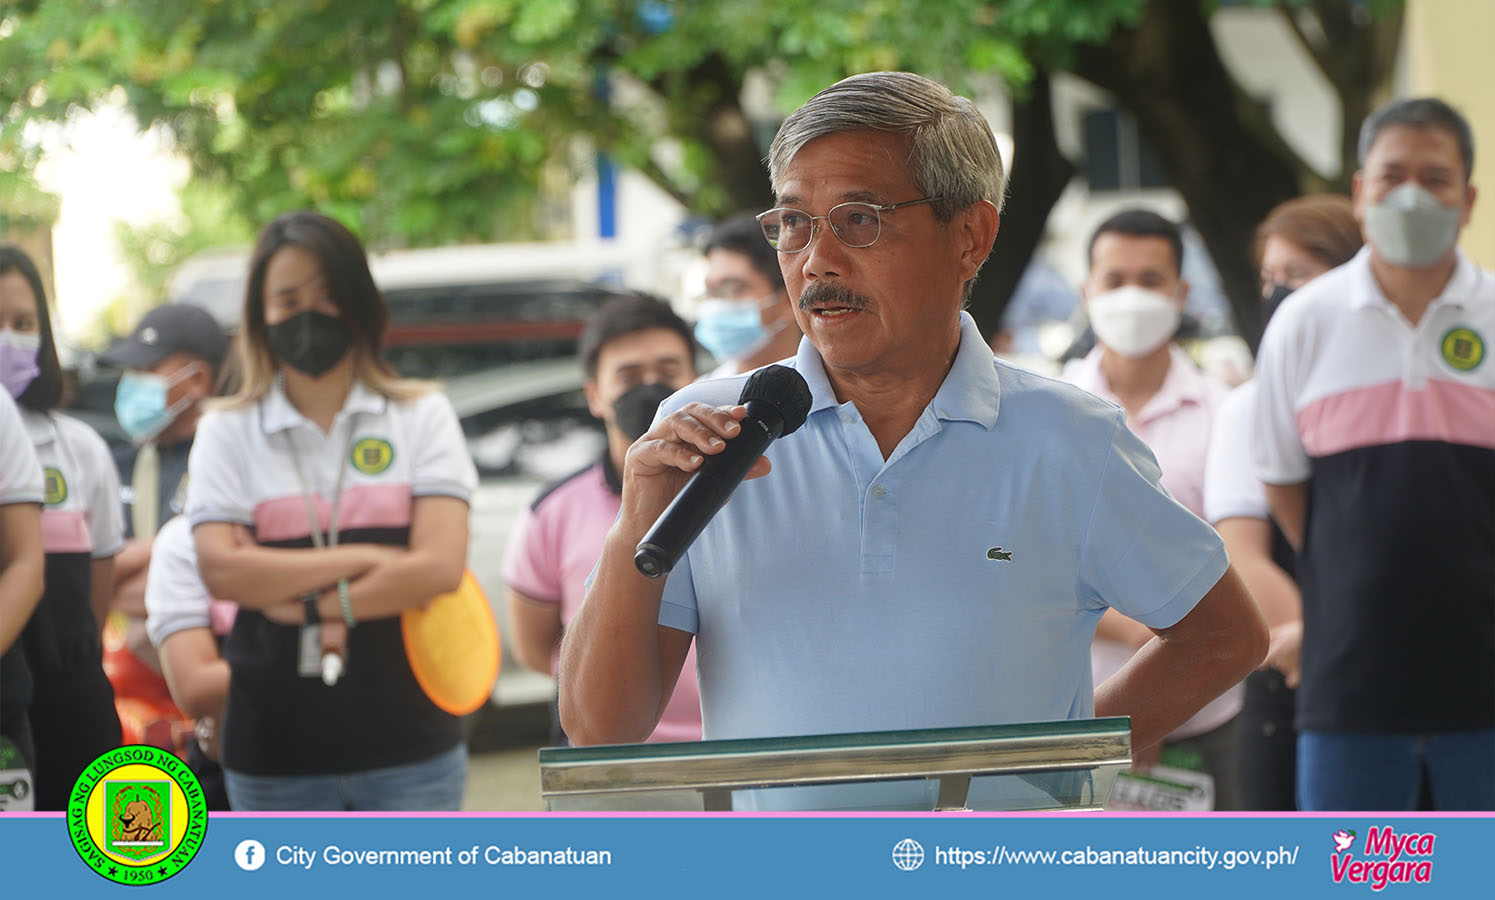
[798,282,871,312]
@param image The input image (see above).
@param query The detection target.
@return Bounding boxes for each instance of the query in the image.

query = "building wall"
[1405,0,1493,266]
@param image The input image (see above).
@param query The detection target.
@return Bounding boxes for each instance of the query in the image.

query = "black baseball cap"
[101,303,229,370]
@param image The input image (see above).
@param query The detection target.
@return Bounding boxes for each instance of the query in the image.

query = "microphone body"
[633,365,812,578]
[633,399,785,578]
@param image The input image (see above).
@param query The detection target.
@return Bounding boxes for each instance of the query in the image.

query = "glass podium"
[540,717,1131,812]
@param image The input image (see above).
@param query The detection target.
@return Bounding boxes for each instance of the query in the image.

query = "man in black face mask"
[500,292,699,745]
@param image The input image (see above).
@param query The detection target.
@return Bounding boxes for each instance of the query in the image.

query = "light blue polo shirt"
[653,312,1227,809]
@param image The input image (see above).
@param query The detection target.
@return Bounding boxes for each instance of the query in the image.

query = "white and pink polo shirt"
[503,457,703,743]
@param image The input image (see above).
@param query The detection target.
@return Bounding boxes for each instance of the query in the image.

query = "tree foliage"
[0,1,1142,241]
[1,0,1401,340]
[112,180,256,318]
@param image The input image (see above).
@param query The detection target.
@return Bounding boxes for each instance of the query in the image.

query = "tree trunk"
[966,70,1075,340]
[1283,0,1404,189]
[1070,0,1307,350]
[653,53,774,215]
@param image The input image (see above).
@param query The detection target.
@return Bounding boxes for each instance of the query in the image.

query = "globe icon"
[891,838,924,871]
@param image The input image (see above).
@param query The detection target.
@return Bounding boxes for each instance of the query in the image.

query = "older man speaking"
[561,72,1266,810]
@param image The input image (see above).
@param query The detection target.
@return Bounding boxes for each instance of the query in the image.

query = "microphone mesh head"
[739,364,813,436]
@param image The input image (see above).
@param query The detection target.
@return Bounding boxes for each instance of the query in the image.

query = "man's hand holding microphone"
[560,366,811,744]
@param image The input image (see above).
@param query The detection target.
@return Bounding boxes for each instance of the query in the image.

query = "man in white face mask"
[696,213,802,379]
[1063,208,1238,809]
[1253,98,1494,811]
[1068,210,1229,520]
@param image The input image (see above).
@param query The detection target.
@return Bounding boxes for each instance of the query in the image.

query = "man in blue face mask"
[98,303,227,721]
[696,213,802,379]
[103,303,227,542]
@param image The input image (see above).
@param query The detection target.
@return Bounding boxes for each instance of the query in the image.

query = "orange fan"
[400,571,500,715]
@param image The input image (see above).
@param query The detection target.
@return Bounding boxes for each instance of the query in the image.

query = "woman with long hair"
[0,244,124,809]
[0,386,45,807]
[185,211,475,810]
[1203,195,1363,809]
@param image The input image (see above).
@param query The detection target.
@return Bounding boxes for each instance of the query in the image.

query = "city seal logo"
[351,436,395,475]
[68,745,207,885]
[43,467,67,506]
[1440,327,1484,372]
[109,782,168,858]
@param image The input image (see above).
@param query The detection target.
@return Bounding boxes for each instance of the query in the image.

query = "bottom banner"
[2,812,1489,897]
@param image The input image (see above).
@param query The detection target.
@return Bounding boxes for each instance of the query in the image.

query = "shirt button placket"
[1406,312,1439,389]
[864,480,895,575]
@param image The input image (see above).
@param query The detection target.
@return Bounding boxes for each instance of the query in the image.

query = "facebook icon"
[235,839,266,871]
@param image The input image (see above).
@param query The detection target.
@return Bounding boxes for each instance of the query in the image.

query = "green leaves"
[2,0,1158,247]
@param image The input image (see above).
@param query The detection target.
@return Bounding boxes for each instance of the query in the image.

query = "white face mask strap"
[702,291,782,312]
[756,290,788,311]
[158,361,204,423]
[164,360,202,389]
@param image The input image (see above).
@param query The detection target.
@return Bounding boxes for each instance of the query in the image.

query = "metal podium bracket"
[933,774,972,811]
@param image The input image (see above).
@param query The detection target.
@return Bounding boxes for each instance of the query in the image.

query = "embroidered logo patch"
[350,437,395,475]
[987,547,1013,562]
[1440,327,1484,372]
[43,467,67,506]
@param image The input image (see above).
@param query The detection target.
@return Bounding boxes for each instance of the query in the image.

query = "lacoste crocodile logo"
[987,547,1013,562]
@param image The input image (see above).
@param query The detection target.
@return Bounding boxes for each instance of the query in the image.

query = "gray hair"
[768,72,1007,219]
[1358,97,1475,181]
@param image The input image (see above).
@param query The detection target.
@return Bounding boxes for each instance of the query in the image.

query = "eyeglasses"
[756,197,941,253]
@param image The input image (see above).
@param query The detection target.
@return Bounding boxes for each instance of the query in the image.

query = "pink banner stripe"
[1297,378,1495,458]
[252,484,413,543]
[41,508,91,554]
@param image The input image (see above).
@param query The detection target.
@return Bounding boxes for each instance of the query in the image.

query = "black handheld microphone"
[634,364,813,578]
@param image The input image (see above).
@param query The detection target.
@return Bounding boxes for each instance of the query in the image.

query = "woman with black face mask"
[184,211,477,811]
[1202,195,1361,810]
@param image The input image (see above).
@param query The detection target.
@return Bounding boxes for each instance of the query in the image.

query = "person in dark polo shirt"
[1254,98,1494,810]
[104,303,227,634]
[101,302,228,805]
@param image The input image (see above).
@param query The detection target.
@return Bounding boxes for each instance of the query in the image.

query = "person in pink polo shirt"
[503,293,702,744]
[1062,209,1236,808]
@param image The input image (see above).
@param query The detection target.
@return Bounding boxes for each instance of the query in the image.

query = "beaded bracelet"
[338,579,355,628]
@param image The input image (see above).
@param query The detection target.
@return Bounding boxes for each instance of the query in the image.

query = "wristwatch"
[301,592,321,625]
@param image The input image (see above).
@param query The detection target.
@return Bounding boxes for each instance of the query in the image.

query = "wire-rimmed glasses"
[756,198,941,253]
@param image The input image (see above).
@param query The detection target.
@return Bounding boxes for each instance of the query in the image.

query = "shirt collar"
[20,408,57,448]
[1069,343,1210,424]
[1349,246,1480,312]
[791,311,1001,428]
[930,312,1002,427]
[259,377,387,434]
